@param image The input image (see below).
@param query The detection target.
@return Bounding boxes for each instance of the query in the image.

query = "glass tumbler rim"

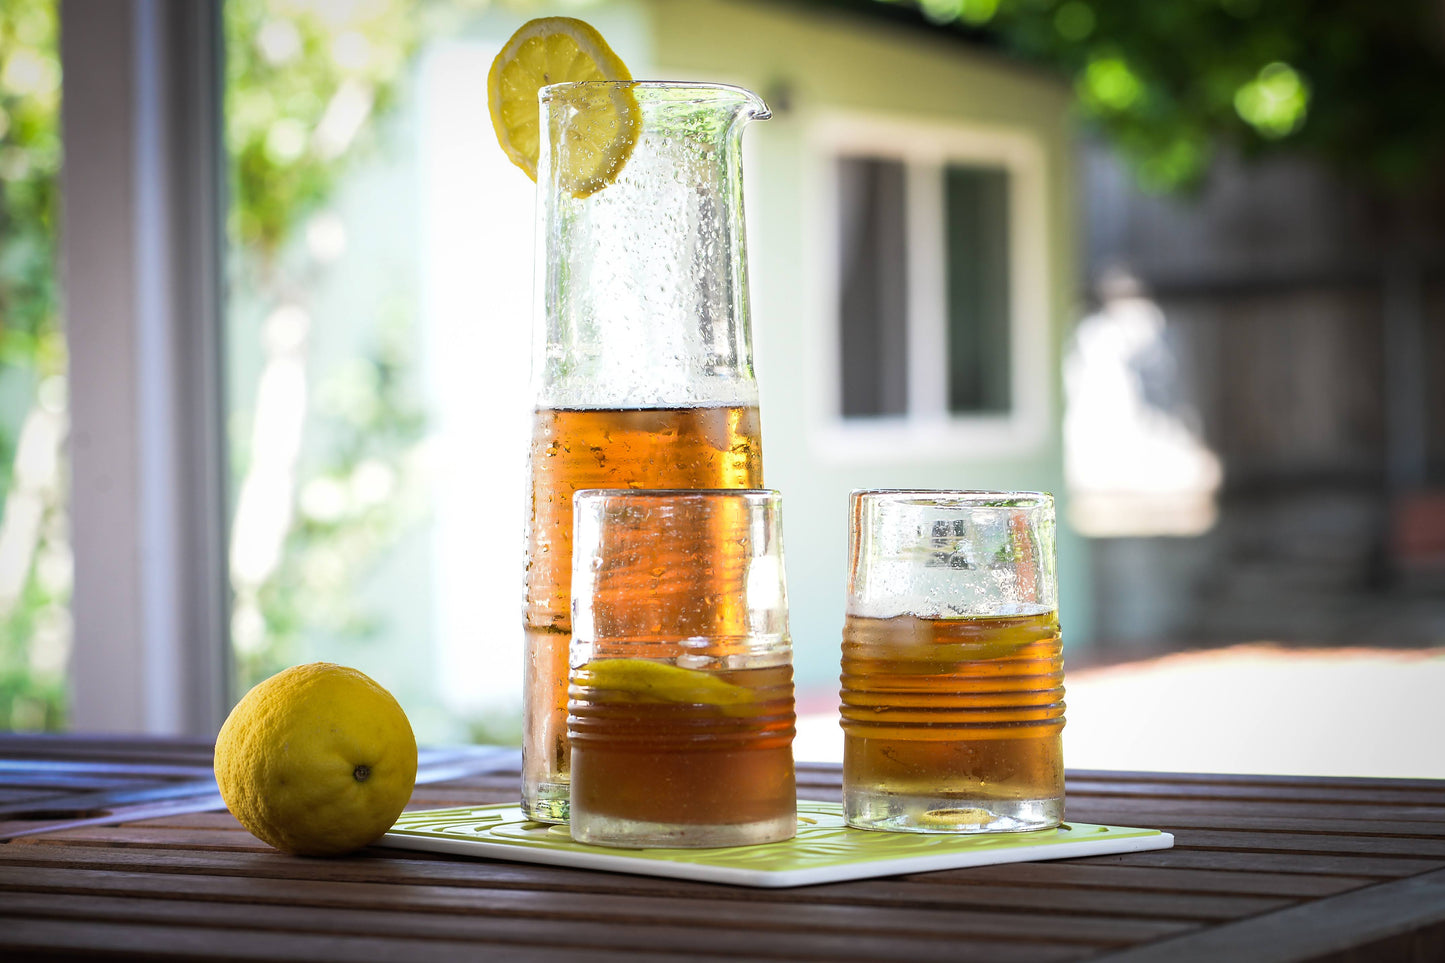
[574,488,779,504]
[851,489,1054,510]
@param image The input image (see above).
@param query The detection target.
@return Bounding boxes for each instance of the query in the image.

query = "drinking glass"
[841,490,1065,833]
[568,489,796,848]
[522,83,771,823]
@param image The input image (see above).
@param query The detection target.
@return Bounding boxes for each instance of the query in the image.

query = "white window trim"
[62,0,229,735]
[805,112,1052,463]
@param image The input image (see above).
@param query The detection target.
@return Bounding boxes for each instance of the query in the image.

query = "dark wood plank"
[1067,796,1445,826]
[0,840,835,894]
[0,779,219,819]
[0,746,523,842]
[1067,808,1445,837]
[0,769,178,787]
[0,918,754,963]
[0,832,1369,902]
[8,826,278,852]
[1066,770,1445,793]
[0,844,1257,921]
[0,864,1289,924]
[1067,779,1445,807]
[108,811,252,831]
[1095,848,1445,878]
[0,892,1111,962]
[1169,829,1445,858]
[939,861,1371,899]
[0,759,213,780]
[0,787,63,803]
[1098,867,1445,963]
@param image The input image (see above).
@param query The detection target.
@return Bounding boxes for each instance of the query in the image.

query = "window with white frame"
[812,117,1050,459]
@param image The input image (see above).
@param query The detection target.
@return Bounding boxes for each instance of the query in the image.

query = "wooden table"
[2,735,1444,961]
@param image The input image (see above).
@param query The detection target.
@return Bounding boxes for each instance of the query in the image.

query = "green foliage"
[0,0,63,454]
[233,309,429,688]
[224,1,431,695]
[901,0,1445,192]
[0,0,66,731]
[0,569,68,731]
[224,0,420,256]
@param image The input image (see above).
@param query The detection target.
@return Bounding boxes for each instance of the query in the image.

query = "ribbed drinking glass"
[568,489,796,848]
[841,490,1066,833]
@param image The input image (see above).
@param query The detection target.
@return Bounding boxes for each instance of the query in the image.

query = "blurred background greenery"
[0,0,66,731]
[885,0,1445,192]
[2,0,1443,738]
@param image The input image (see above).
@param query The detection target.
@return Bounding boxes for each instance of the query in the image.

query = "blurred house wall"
[649,0,1085,692]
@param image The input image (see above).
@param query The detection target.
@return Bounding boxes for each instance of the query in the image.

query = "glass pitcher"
[522,82,771,822]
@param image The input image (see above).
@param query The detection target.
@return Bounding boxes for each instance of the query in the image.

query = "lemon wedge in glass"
[574,658,755,707]
[488,16,639,197]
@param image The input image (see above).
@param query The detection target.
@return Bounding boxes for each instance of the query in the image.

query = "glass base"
[522,781,570,824]
[845,789,1063,834]
[570,809,796,849]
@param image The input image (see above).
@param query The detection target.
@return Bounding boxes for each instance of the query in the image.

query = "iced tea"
[522,406,763,821]
[841,609,1065,832]
[569,661,796,847]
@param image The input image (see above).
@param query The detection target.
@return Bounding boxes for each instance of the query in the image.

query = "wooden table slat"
[1097,848,1445,878]
[1167,828,1445,858]
[0,839,1367,904]
[1066,796,1445,826]
[0,862,1292,924]
[0,918,782,963]
[1064,770,1445,793]
[4,737,1444,962]
[934,861,1372,898]
[1066,779,1445,806]
[1098,867,1445,963]
[1066,809,1445,837]
[1,892,1114,962]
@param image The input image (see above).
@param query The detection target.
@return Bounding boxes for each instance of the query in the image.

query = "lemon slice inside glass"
[575,658,755,707]
[487,17,639,197]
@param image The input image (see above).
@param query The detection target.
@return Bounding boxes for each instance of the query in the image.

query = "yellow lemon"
[574,658,755,707]
[487,16,639,197]
[214,663,417,857]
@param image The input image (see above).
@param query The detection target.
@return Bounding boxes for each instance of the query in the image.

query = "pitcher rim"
[539,80,771,120]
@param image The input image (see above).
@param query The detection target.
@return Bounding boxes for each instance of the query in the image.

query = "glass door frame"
[59,0,230,735]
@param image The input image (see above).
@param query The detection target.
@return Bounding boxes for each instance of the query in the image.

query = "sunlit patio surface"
[795,644,1445,780]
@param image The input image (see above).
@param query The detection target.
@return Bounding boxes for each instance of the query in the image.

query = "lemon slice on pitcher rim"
[488,17,639,197]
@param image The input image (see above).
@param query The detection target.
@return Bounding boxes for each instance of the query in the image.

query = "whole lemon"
[214,663,418,856]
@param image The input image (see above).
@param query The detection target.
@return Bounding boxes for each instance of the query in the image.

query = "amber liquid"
[840,611,1064,831]
[522,406,763,820]
[569,664,796,843]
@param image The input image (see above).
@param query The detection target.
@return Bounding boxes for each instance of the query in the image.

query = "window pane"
[0,0,68,731]
[944,164,1011,414]
[837,156,908,418]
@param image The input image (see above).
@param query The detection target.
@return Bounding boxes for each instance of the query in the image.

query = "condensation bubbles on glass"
[848,492,1058,619]
[537,83,769,410]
